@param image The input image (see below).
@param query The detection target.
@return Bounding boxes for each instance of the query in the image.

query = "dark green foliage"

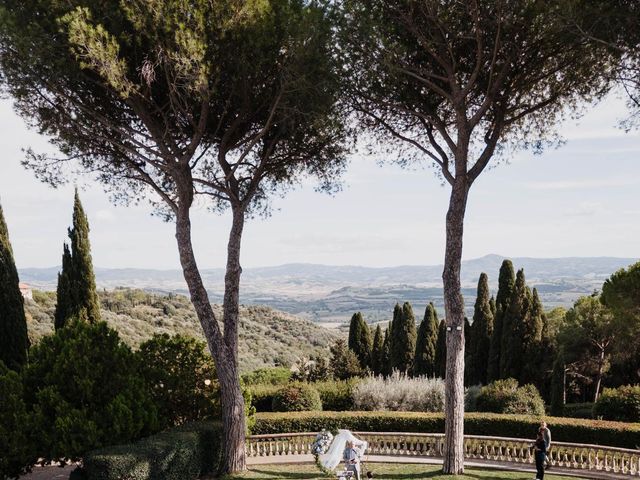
[55,192,100,329]
[330,340,363,380]
[348,312,372,369]
[593,385,640,422]
[81,422,222,480]
[380,327,392,377]
[434,320,447,379]
[487,260,515,382]
[0,361,34,479]
[500,269,531,381]
[414,302,439,377]
[475,378,545,416]
[0,204,29,371]
[550,354,566,417]
[562,403,594,419]
[468,274,494,386]
[252,411,640,449]
[370,325,384,375]
[521,288,545,386]
[272,384,322,412]
[24,321,158,460]
[137,334,219,430]
[390,302,416,373]
[248,380,354,413]
[242,368,292,386]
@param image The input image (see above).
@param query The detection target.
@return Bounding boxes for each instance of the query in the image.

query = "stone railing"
[246,431,640,477]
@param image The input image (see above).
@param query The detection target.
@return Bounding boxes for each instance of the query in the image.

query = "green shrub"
[249,384,280,412]
[314,380,354,411]
[81,422,221,480]
[563,403,594,419]
[24,321,158,460]
[252,411,640,449]
[241,367,292,386]
[137,334,219,429]
[0,361,34,479]
[593,385,640,422]
[464,385,482,412]
[272,383,322,412]
[476,379,545,416]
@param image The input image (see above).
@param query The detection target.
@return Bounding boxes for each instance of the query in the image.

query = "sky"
[0,92,638,270]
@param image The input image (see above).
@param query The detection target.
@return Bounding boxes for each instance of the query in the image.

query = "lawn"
[223,463,586,479]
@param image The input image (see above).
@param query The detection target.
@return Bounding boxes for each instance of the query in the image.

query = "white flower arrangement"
[312,430,334,476]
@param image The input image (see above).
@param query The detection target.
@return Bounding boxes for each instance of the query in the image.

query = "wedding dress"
[319,429,368,472]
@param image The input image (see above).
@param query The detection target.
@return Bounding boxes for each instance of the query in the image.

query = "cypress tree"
[55,190,101,328]
[389,303,402,371]
[550,353,566,416]
[371,324,384,375]
[469,273,494,385]
[414,302,439,377]
[500,269,531,381]
[348,312,372,369]
[390,302,417,373]
[381,327,392,377]
[54,243,73,330]
[487,260,515,381]
[434,319,447,379]
[0,204,29,370]
[521,288,545,386]
[464,316,472,386]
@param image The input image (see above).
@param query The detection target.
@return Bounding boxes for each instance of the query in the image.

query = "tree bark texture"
[442,175,470,475]
[175,202,247,473]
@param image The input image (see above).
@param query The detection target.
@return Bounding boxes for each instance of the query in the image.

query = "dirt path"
[19,465,76,480]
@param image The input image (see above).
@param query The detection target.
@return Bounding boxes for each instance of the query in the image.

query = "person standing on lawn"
[540,421,552,469]
[534,428,547,480]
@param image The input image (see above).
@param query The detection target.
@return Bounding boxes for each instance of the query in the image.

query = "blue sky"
[0,92,638,270]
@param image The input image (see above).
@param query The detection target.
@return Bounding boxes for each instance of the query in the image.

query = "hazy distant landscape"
[20,254,636,324]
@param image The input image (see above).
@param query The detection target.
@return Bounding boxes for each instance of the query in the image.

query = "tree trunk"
[442,175,470,475]
[594,348,606,403]
[174,203,246,474]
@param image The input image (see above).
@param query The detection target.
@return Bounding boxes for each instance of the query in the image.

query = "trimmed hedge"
[249,381,354,412]
[272,384,322,412]
[80,422,221,480]
[252,411,640,449]
[594,386,640,422]
[563,403,594,419]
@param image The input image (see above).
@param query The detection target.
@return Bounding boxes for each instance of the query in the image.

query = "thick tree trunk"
[442,175,470,475]
[174,203,246,474]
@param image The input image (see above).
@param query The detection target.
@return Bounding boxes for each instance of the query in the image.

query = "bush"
[352,373,444,412]
[241,367,292,386]
[272,384,322,412]
[475,379,545,416]
[464,385,482,412]
[593,385,640,422]
[23,321,158,460]
[563,403,594,419]
[81,422,221,480]
[314,380,355,411]
[0,361,34,479]
[137,334,219,429]
[252,411,640,449]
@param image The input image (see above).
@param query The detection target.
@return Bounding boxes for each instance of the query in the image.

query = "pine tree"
[55,190,101,328]
[390,302,417,373]
[370,324,384,375]
[469,273,494,385]
[487,260,515,382]
[414,302,439,377]
[434,319,447,379]
[0,204,29,370]
[500,269,531,381]
[348,312,372,369]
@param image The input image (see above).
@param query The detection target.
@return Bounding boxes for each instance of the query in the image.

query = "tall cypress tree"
[348,312,372,369]
[469,273,494,385]
[487,260,515,381]
[389,303,401,371]
[434,319,447,379]
[0,204,29,370]
[521,287,545,386]
[500,269,531,381]
[371,324,384,375]
[390,302,416,373]
[55,190,101,328]
[550,352,566,416]
[381,326,392,376]
[414,302,439,377]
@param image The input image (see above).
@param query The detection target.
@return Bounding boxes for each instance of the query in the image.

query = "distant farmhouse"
[19,282,33,301]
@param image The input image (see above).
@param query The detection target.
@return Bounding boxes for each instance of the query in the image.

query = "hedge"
[79,422,221,480]
[249,381,354,412]
[563,403,594,419]
[252,411,640,449]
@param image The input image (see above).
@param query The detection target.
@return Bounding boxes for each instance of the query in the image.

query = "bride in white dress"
[319,430,368,479]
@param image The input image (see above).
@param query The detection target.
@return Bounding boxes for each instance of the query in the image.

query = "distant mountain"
[20,255,637,324]
[25,289,339,372]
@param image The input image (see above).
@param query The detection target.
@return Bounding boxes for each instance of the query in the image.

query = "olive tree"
[0,0,347,472]
[338,0,615,472]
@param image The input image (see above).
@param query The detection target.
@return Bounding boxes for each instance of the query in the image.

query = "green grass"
[222,463,586,479]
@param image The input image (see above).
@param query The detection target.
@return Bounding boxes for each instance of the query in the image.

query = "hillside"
[20,255,637,323]
[25,289,339,372]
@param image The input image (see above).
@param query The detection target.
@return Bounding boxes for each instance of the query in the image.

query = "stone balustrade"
[246,431,640,477]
